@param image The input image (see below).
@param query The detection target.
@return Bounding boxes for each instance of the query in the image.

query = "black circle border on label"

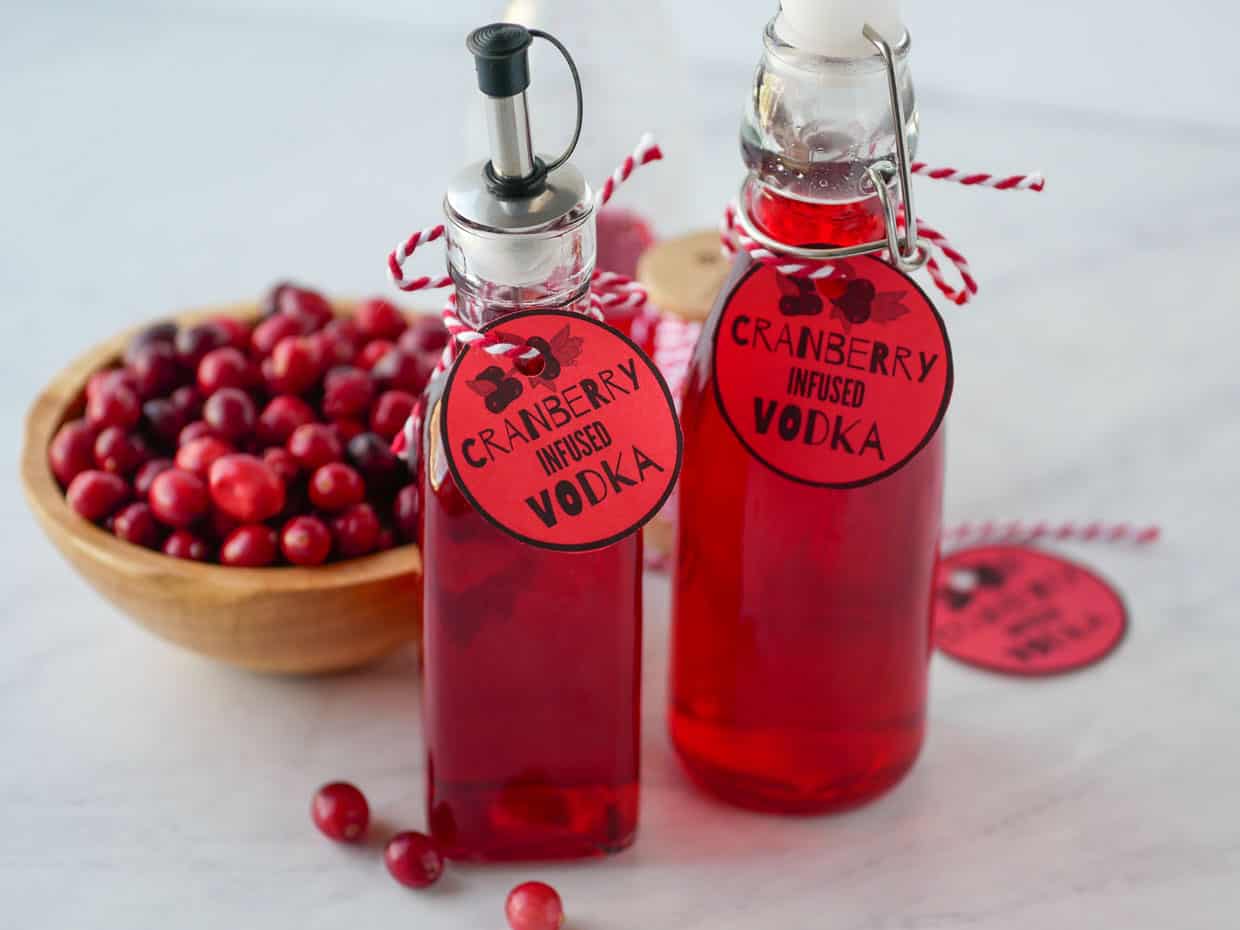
[711,254,955,490]
[934,544,1131,677]
[440,308,685,553]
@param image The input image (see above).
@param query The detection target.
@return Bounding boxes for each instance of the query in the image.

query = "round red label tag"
[934,545,1129,676]
[439,310,683,552]
[712,255,952,488]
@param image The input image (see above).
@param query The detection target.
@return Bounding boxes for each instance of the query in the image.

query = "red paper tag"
[439,310,682,551]
[712,255,952,488]
[934,545,1128,675]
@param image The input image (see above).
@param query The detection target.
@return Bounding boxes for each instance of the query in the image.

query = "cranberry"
[128,342,181,398]
[261,447,300,485]
[251,313,304,357]
[287,423,342,470]
[255,395,315,446]
[210,315,251,351]
[66,470,130,522]
[260,281,294,317]
[49,419,97,486]
[142,398,187,445]
[308,463,364,512]
[220,524,278,567]
[372,349,431,394]
[208,454,285,523]
[505,882,564,930]
[163,528,210,561]
[323,317,360,345]
[311,782,370,843]
[203,388,256,441]
[384,832,443,889]
[355,298,407,341]
[266,335,322,395]
[393,484,420,542]
[331,503,380,558]
[94,427,147,476]
[177,420,218,448]
[370,390,416,441]
[86,381,141,431]
[596,206,656,277]
[357,339,395,370]
[175,322,231,369]
[275,285,334,332]
[86,368,140,404]
[329,418,366,445]
[124,322,178,363]
[169,385,203,420]
[112,502,163,548]
[311,329,356,368]
[197,347,255,396]
[322,366,374,420]
[148,468,209,527]
[347,432,400,488]
[375,526,395,551]
[175,436,233,476]
[399,317,449,356]
[281,515,332,566]
[134,458,175,497]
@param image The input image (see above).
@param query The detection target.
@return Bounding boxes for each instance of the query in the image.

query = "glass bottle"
[669,1,943,813]
[417,24,641,860]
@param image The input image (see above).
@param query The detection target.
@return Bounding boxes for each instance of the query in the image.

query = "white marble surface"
[3,1,1240,927]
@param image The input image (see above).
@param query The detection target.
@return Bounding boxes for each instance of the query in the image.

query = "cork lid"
[636,230,731,322]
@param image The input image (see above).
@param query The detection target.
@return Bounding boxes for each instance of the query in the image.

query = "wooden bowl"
[21,301,423,675]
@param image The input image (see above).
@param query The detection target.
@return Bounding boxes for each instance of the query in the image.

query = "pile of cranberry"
[48,283,442,566]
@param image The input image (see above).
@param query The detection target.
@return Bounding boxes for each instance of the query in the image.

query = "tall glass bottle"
[669,1,943,813]
[418,24,641,860]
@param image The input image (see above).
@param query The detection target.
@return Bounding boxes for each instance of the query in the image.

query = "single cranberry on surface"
[169,385,203,420]
[256,395,316,447]
[203,388,256,441]
[112,502,163,549]
[141,398,187,446]
[399,316,449,355]
[354,297,407,341]
[94,427,148,476]
[331,503,380,558]
[197,347,255,396]
[372,349,431,394]
[261,447,301,485]
[129,342,181,398]
[275,284,334,332]
[357,339,395,371]
[175,436,234,477]
[393,484,421,543]
[251,313,305,357]
[86,381,141,431]
[175,322,231,369]
[322,366,374,420]
[384,831,443,888]
[134,458,175,497]
[163,528,210,561]
[49,419,97,486]
[287,423,342,470]
[266,335,323,395]
[308,462,364,512]
[281,515,332,566]
[208,454,285,523]
[505,882,564,930]
[347,432,400,489]
[148,468,209,527]
[220,524,278,567]
[311,782,370,843]
[370,390,416,441]
[66,470,130,522]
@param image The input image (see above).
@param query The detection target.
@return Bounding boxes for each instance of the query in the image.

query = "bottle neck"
[452,276,593,329]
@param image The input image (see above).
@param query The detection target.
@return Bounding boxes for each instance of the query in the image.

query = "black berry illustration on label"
[777,276,823,317]
[467,365,524,414]
[525,324,585,390]
[831,279,875,323]
[938,561,1006,610]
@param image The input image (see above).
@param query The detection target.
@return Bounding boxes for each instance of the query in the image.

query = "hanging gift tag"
[712,254,952,488]
[440,309,683,551]
[934,545,1128,675]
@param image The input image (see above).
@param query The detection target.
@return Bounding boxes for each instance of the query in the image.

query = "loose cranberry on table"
[129,342,180,398]
[202,387,256,441]
[398,316,449,355]
[66,470,130,522]
[311,782,370,843]
[112,502,162,549]
[308,463,365,512]
[142,397,187,445]
[394,484,421,543]
[220,524,278,567]
[49,419,97,487]
[175,322,231,369]
[505,882,564,930]
[197,346,254,396]
[357,339,395,371]
[134,458,174,497]
[266,335,322,395]
[148,468,209,527]
[372,349,431,394]
[331,502,380,557]
[370,390,416,441]
[94,427,147,476]
[208,454,286,523]
[281,515,332,566]
[287,423,342,470]
[86,381,141,431]
[175,435,233,476]
[322,366,374,420]
[163,528,210,561]
[261,447,301,485]
[354,297,407,341]
[384,831,444,889]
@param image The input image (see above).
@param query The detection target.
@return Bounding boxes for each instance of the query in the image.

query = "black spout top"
[467,23,533,98]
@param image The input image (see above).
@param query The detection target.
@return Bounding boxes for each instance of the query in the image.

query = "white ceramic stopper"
[777,0,905,58]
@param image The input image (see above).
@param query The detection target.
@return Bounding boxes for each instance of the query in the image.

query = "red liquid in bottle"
[669,180,944,813]
[418,299,642,861]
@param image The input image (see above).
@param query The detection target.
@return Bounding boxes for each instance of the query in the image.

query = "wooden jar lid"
[636,230,731,322]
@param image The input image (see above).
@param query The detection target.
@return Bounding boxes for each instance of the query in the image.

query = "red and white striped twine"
[911,162,1045,192]
[942,520,1160,549]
